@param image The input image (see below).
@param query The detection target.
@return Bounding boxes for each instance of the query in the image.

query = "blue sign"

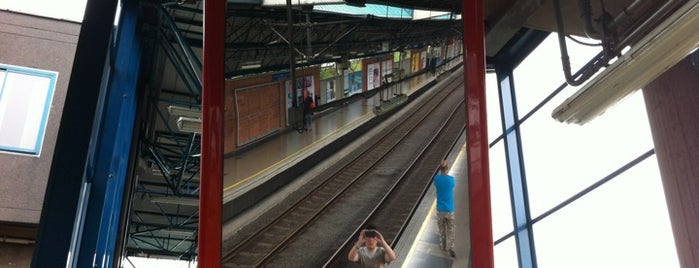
[273,72,290,81]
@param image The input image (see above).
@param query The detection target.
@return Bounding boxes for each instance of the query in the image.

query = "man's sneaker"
[449,249,456,258]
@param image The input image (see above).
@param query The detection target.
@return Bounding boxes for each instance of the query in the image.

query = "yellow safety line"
[223,114,373,191]
[401,201,437,268]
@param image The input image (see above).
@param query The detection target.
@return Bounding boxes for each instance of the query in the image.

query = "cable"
[565,35,601,47]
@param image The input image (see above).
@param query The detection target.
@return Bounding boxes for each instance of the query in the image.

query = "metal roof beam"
[485,0,546,57]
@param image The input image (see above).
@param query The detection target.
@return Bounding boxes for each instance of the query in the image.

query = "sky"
[0,0,87,22]
[0,0,680,267]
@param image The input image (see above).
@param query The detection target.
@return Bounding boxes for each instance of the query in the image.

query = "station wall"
[222,47,443,155]
[0,10,80,265]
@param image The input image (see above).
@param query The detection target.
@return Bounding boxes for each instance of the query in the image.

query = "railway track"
[222,73,466,267]
[323,90,466,268]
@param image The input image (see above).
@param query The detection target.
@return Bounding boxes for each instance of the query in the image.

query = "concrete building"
[0,10,80,266]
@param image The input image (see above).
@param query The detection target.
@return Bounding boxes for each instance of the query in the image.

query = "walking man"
[434,159,456,257]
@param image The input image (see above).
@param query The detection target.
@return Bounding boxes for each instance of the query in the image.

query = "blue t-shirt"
[434,173,455,212]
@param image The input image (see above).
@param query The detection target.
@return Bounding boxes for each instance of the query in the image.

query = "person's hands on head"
[373,230,385,243]
[358,230,367,245]
[363,229,385,245]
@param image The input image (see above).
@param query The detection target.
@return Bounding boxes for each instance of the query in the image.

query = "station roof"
[154,0,640,78]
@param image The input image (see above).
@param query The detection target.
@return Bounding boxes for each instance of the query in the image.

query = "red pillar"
[642,54,699,268]
[462,0,494,267]
[200,0,225,266]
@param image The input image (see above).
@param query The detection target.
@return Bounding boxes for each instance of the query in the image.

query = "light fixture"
[168,105,201,118]
[159,229,195,237]
[241,61,262,70]
[176,117,201,133]
[241,64,262,70]
[150,196,199,206]
[552,0,699,125]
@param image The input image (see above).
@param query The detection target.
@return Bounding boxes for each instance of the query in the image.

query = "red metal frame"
[462,0,495,267]
[200,0,225,266]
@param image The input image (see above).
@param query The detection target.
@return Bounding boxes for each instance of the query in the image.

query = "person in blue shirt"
[433,159,456,257]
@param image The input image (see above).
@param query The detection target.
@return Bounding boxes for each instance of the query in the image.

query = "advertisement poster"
[296,76,314,106]
[326,80,336,102]
[411,51,422,86]
[343,69,350,96]
[285,76,315,124]
[381,60,392,83]
[346,71,363,96]
[367,62,381,90]
[411,51,421,73]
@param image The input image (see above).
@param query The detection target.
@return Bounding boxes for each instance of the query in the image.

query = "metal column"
[462,0,494,267]
[89,1,143,266]
[200,0,225,266]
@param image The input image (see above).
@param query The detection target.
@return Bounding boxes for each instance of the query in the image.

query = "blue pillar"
[496,67,537,268]
[84,0,142,267]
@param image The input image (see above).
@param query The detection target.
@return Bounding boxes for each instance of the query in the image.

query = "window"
[0,64,58,156]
